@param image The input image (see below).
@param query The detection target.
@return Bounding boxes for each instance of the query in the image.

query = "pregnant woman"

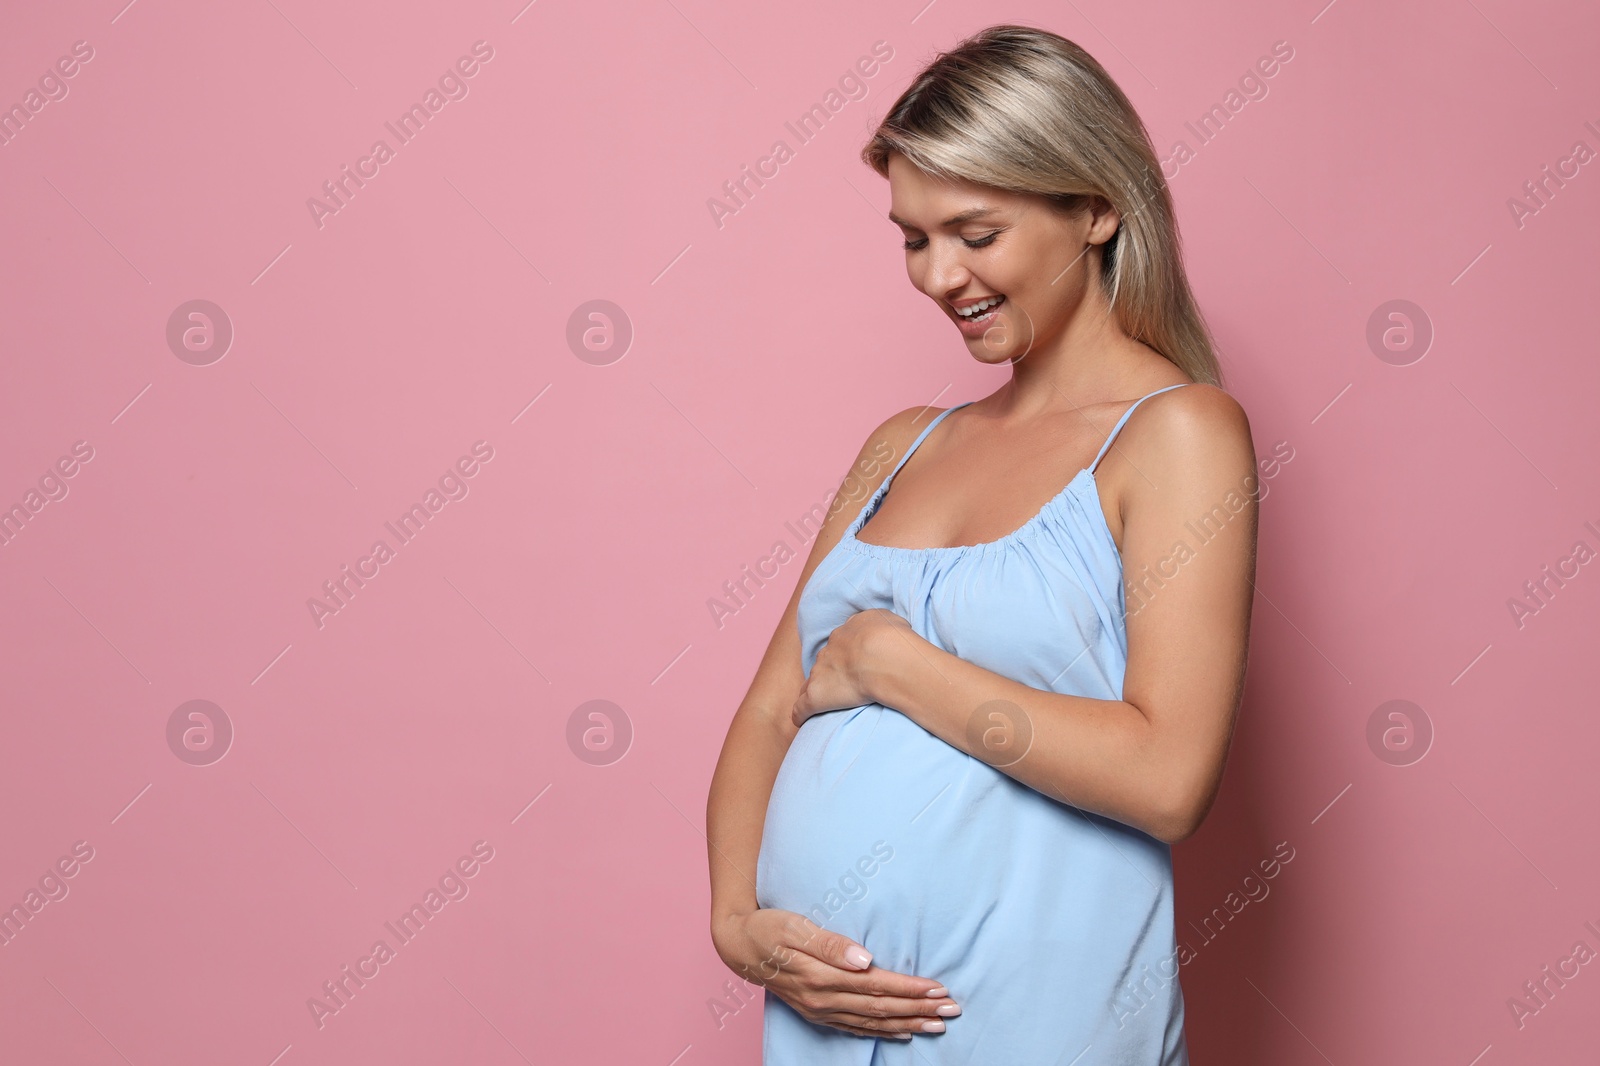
[707,25,1257,1064]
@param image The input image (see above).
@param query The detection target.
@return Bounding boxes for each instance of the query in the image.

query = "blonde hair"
[861,24,1223,388]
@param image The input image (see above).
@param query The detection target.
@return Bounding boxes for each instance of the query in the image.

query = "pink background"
[2,0,1597,1062]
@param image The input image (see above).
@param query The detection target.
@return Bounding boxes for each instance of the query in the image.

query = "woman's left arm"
[793,386,1259,844]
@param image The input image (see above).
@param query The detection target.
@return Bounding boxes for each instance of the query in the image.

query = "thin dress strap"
[1088,383,1191,473]
[881,401,976,486]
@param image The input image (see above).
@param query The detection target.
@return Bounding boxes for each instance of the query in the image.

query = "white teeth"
[956,296,1003,317]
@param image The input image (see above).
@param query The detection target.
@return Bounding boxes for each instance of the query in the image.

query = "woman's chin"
[964,307,1036,364]
[967,335,1032,365]
[968,345,1020,366]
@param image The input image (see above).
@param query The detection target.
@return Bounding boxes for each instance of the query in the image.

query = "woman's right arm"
[706,406,961,1041]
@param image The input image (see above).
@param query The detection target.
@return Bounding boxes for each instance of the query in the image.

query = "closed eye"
[902,232,1001,251]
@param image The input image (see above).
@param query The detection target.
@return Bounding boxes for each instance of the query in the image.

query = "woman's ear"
[1085,194,1122,245]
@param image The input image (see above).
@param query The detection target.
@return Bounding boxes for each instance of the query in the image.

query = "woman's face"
[885,152,1119,366]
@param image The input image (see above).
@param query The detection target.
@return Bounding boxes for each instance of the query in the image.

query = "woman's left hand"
[791,609,917,728]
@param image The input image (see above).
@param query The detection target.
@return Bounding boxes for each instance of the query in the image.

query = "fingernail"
[844,945,873,969]
[921,1020,946,1033]
[936,1003,961,1017]
[894,1034,912,1041]
[925,986,948,998]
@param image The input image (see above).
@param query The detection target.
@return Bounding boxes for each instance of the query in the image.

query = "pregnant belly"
[756,703,1174,977]
[754,703,1185,1059]
[754,703,1023,966]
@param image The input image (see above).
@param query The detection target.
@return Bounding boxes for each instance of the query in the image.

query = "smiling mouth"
[955,295,1006,323]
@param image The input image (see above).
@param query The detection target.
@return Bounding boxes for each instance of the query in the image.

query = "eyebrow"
[886,206,1000,229]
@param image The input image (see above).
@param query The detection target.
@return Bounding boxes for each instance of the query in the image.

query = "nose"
[921,240,971,299]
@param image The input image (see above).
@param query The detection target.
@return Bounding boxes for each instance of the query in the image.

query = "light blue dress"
[756,384,1192,1065]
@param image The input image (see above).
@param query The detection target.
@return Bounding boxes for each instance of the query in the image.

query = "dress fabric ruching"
[755,384,1193,1065]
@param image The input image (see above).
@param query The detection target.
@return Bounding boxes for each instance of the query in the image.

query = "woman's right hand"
[712,907,960,1040]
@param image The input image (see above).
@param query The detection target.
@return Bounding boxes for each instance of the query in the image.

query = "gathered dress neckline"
[841,387,1191,563]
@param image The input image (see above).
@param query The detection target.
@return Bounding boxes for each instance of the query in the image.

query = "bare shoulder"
[1108,383,1258,522]
[1141,383,1252,461]
[812,403,950,535]
[879,403,956,442]
[852,403,952,484]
